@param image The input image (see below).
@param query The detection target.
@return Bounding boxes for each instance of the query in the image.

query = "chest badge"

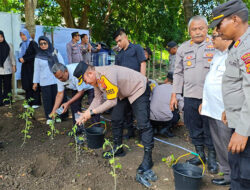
[187,61,192,66]
[97,78,107,89]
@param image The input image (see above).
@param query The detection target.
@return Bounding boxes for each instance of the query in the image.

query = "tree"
[24,0,37,38]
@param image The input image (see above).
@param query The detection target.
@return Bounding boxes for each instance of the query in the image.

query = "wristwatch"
[90,109,95,116]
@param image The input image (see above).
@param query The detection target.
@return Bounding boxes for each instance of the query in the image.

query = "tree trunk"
[78,0,92,29]
[24,0,37,38]
[183,0,193,25]
[56,0,76,28]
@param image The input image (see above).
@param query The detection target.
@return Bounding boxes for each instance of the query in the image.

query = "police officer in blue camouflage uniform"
[210,0,250,189]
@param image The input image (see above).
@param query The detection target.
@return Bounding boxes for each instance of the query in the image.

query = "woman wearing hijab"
[0,30,16,106]
[19,28,41,108]
[33,36,65,124]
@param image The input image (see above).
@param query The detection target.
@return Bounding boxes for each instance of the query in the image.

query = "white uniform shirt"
[201,49,228,120]
[57,63,93,92]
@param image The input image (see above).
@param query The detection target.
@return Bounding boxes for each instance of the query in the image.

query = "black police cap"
[166,41,177,51]
[73,61,89,85]
[167,72,173,80]
[210,0,248,28]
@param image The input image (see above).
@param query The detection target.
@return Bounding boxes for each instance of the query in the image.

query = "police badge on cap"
[209,0,248,28]
[73,61,89,85]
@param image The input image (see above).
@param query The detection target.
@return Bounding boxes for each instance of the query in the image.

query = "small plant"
[19,99,35,147]
[3,93,13,108]
[47,114,59,140]
[103,138,129,190]
[68,124,84,161]
[162,154,176,167]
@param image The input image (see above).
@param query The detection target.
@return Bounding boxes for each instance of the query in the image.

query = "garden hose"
[85,121,107,134]
[154,137,206,175]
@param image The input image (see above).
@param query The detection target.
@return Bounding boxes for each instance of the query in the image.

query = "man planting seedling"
[74,61,157,187]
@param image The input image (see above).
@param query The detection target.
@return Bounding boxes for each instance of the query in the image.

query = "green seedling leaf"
[26,135,31,139]
[162,157,167,162]
[218,172,224,176]
[68,143,74,146]
[47,131,51,136]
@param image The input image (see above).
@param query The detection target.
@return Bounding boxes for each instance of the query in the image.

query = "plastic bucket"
[85,126,105,149]
[172,163,203,190]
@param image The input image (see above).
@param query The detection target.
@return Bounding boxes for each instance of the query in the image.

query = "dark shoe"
[212,178,231,186]
[137,148,153,173]
[186,145,206,166]
[0,141,3,149]
[208,149,218,174]
[159,128,175,138]
[103,145,126,159]
[136,169,158,188]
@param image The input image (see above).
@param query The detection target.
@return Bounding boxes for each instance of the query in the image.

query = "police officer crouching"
[74,62,157,187]
[210,0,250,189]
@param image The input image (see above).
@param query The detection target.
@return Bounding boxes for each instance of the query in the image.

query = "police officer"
[66,32,83,64]
[114,28,147,139]
[170,15,218,173]
[210,0,250,189]
[166,41,178,73]
[74,62,156,187]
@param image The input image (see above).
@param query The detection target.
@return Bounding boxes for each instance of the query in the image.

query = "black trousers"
[229,132,250,190]
[71,89,100,124]
[41,84,57,119]
[0,74,12,105]
[111,86,154,149]
[184,97,214,149]
[150,109,180,129]
[25,87,41,106]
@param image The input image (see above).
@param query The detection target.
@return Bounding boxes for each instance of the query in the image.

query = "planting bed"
[0,100,229,190]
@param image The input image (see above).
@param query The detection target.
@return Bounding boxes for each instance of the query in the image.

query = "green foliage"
[47,115,59,140]
[68,124,84,162]
[3,93,13,109]
[162,154,176,167]
[19,98,35,147]
[103,138,129,190]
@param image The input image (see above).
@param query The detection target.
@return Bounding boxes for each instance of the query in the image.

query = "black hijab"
[0,30,10,68]
[36,36,58,68]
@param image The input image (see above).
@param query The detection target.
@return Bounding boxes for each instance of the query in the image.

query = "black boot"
[207,149,218,174]
[103,138,126,159]
[186,145,206,166]
[137,147,153,174]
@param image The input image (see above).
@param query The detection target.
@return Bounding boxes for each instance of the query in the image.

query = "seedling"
[162,154,176,167]
[3,93,13,108]
[19,98,35,147]
[103,138,129,190]
[68,124,84,161]
[47,114,59,140]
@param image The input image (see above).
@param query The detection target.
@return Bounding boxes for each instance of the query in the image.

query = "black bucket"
[85,126,105,149]
[172,163,203,190]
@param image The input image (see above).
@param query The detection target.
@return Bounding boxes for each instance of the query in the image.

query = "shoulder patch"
[100,76,118,100]
[241,53,250,61]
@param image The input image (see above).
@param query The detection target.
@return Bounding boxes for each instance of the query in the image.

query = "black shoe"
[136,169,158,188]
[0,141,3,149]
[212,178,231,186]
[103,146,126,159]
[159,128,175,138]
[137,148,153,173]
[208,149,218,174]
[186,145,206,166]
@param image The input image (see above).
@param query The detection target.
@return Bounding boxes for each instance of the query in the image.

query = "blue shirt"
[33,51,65,86]
[57,63,93,92]
[115,43,146,72]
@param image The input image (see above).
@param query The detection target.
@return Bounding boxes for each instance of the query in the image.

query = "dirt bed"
[0,100,229,190]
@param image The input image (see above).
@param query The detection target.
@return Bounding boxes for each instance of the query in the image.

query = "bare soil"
[0,100,230,190]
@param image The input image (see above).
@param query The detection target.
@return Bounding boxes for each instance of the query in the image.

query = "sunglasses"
[40,42,48,46]
[212,35,220,40]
